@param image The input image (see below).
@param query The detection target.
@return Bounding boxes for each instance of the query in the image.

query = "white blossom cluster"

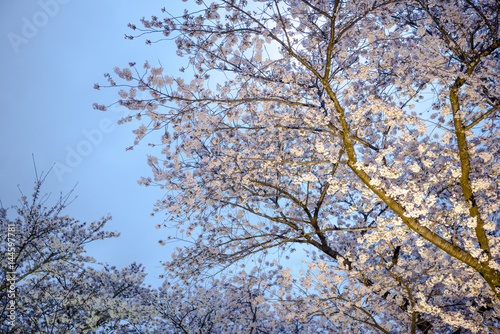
[0,176,155,333]
[98,0,500,332]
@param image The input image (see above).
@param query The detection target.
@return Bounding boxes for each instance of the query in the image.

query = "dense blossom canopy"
[0,174,153,333]
[100,0,500,332]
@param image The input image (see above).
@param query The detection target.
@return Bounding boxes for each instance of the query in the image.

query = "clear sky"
[0,0,192,286]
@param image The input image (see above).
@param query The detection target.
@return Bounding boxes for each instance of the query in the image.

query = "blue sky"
[0,0,192,286]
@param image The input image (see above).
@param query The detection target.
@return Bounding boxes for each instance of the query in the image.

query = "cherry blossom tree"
[98,0,500,332]
[0,172,154,333]
[146,273,327,333]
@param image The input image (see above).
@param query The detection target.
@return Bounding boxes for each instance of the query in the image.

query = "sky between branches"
[0,0,198,287]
